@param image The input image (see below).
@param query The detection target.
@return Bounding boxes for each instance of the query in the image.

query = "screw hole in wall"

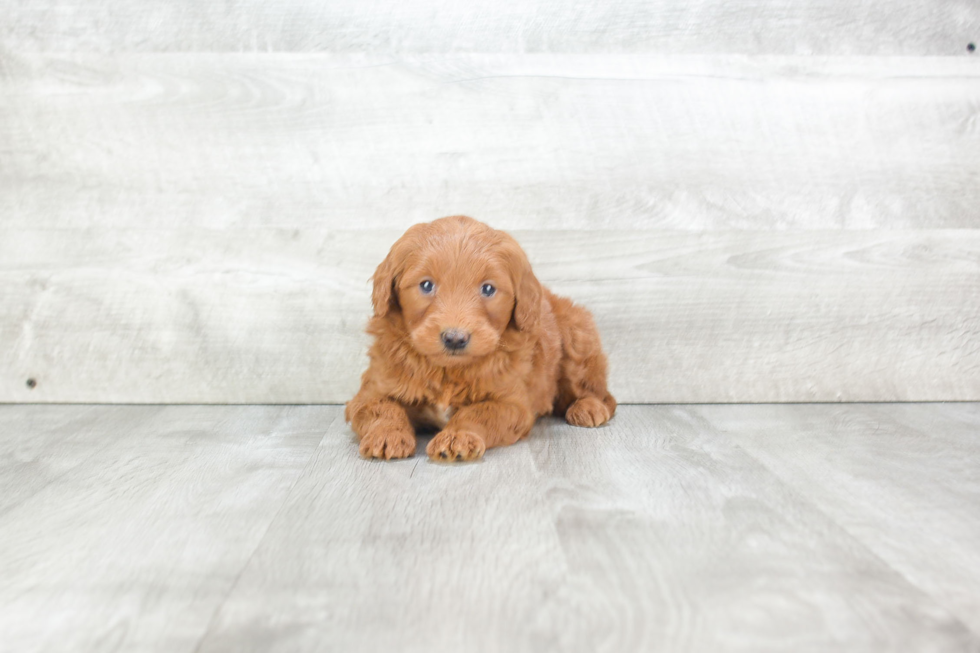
[969,43,976,53]
[26,378,37,389]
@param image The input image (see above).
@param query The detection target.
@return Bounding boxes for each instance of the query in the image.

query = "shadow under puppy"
[346,216,616,461]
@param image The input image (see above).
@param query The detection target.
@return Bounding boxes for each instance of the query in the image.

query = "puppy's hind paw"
[565,396,611,428]
[427,428,486,462]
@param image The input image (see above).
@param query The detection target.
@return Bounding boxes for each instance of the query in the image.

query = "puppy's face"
[372,216,541,367]
[398,246,514,366]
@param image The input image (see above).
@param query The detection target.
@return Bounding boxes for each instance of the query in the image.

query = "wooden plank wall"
[1,2,979,403]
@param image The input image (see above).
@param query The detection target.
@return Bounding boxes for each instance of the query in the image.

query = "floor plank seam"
[0,406,158,521]
[723,435,980,641]
[189,409,341,653]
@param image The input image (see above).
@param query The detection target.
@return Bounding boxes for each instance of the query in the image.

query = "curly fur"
[346,216,616,461]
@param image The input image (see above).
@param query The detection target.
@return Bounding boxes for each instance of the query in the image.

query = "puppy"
[346,216,616,461]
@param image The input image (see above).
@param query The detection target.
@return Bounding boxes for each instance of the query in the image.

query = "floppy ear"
[371,224,427,317]
[500,234,542,332]
[371,250,399,317]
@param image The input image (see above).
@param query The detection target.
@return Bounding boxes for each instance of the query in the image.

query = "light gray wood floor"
[1,403,978,652]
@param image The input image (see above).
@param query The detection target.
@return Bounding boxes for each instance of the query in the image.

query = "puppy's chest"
[415,384,470,429]
[415,402,455,429]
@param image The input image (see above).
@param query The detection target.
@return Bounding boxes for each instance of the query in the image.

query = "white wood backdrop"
[2,0,977,54]
[1,3,979,403]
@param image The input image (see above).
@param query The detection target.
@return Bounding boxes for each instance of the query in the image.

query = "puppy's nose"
[441,328,470,351]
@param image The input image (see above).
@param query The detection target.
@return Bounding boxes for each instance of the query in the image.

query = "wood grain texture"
[0,405,162,514]
[695,402,980,635]
[2,404,979,652]
[0,405,328,653]
[2,53,979,231]
[1,0,977,55]
[3,52,979,403]
[201,406,979,652]
[3,228,979,403]
[519,407,980,651]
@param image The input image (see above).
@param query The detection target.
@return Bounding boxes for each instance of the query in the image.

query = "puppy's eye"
[481,283,496,298]
[419,280,435,294]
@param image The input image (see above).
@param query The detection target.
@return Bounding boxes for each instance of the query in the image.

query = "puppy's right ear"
[371,225,426,317]
[371,249,399,317]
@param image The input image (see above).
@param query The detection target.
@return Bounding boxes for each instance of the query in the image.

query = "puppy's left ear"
[501,234,542,332]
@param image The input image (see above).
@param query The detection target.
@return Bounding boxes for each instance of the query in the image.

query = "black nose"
[441,328,470,351]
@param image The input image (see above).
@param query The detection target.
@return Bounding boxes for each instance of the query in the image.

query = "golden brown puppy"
[346,216,616,461]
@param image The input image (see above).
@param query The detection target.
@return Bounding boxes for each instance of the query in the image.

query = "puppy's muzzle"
[441,328,470,352]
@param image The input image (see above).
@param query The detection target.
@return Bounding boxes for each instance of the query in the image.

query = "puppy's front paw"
[427,428,486,462]
[359,429,417,460]
[565,396,611,428]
